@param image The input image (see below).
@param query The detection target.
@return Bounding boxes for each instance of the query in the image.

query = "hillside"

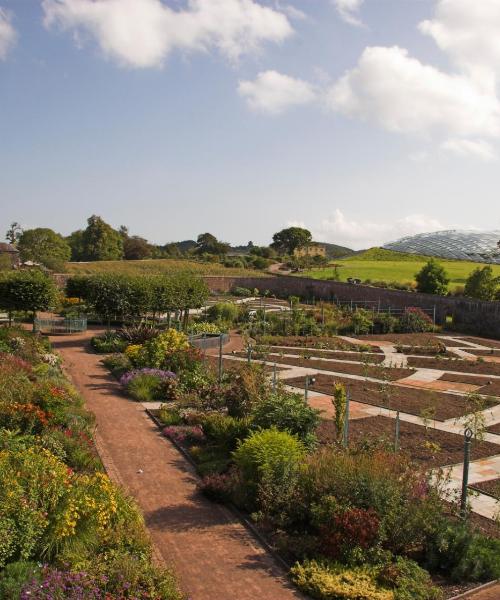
[323,242,355,259]
[64,259,268,277]
[345,247,434,262]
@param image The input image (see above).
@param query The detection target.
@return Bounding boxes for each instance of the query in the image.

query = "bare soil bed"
[207,356,285,374]
[237,353,413,381]
[463,336,500,349]
[259,348,384,363]
[438,373,500,397]
[356,333,465,346]
[470,478,500,500]
[469,349,500,356]
[408,356,500,376]
[255,335,382,352]
[317,415,500,468]
[287,374,498,420]
[487,422,500,435]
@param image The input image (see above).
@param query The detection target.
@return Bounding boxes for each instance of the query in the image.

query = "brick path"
[51,331,304,600]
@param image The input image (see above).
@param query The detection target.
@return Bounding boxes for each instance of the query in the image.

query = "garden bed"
[408,356,500,376]
[255,335,382,352]
[317,415,500,468]
[438,373,500,397]
[286,374,498,420]
[470,478,500,500]
[463,336,500,349]
[468,349,500,356]
[236,353,413,380]
[356,333,465,346]
[487,422,500,435]
[262,347,384,363]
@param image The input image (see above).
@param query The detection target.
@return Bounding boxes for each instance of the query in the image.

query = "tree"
[80,215,124,261]
[271,227,312,255]
[123,236,153,260]
[67,230,85,261]
[0,270,57,327]
[17,228,71,270]
[195,233,230,256]
[5,222,22,245]
[464,266,500,301]
[415,259,449,295]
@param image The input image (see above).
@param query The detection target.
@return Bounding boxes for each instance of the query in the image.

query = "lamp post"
[304,375,316,402]
[343,388,351,448]
[460,428,474,519]
[273,363,277,392]
[394,411,400,453]
[218,334,223,384]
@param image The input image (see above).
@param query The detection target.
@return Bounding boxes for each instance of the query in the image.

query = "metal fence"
[34,316,88,335]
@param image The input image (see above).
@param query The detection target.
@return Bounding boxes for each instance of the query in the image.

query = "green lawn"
[65,258,267,277]
[301,258,500,291]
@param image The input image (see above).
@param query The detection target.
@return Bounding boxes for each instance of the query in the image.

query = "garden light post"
[304,376,315,403]
[460,428,473,519]
[343,388,351,448]
[394,411,400,452]
[247,346,252,364]
[218,334,223,384]
[273,363,277,392]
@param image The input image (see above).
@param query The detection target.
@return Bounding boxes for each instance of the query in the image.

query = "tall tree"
[123,236,153,260]
[415,259,449,295]
[18,228,71,270]
[67,230,85,261]
[464,266,500,301]
[5,222,22,245]
[195,233,230,256]
[80,215,124,261]
[271,227,312,255]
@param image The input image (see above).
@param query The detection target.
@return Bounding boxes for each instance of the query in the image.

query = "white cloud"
[332,0,364,27]
[327,46,500,138]
[441,138,497,161]
[274,2,307,22]
[0,8,16,60]
[238,70,316,114]
[419,0,500,90]
[305,209,446,249]
[42,0,293,68]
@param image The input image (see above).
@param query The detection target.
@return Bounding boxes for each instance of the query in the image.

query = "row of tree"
[415,258,500,301]
[67,272,209,325]
[5,216,316,271]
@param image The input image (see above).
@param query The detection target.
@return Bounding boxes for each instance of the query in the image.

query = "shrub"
[157,406,183,426]
[415,259,449,295]
[163,425,205,446]
[320,506,380,560]
[101,353,132,378]
[137,329,189,369]
[199,472,236,503]
[91,332,127,354]
[200,413,252,450]
[189,321,222,335]
[0,561,40,599]
[290,560,393,600]
[378,557,442,600]
[233,428,305,506]
[120,369,177,402]
[223,364,271,417]
[231,286,252,297]
[350,309,373,335]
[207,302,239,325]
[251,390,320,446]
[397,308,434,333]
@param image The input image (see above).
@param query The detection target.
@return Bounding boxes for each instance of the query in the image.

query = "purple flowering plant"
[119,368,176,387]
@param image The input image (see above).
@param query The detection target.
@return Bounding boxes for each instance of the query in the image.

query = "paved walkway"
[51,331,304,600]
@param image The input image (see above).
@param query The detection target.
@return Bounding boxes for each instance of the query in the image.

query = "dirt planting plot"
[318,415,500,468]
[259,348,384,363]
[469,349,500,356]
[408,356,500,376]
[356,333,465,347]
[438,373,500,397]
[470,478,500,500]
[238,353,413,380]
[463,337,500,349]
[255,335,382,352]
[287,374,498,420]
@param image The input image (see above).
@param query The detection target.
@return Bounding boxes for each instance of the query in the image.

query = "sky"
[1,0,500,250]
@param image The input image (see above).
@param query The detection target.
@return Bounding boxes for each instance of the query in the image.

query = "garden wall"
[205,275,500,337]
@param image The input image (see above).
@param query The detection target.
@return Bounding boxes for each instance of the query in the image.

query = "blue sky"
[1,0,500,249]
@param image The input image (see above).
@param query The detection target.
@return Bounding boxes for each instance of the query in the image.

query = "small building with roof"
[0,243,20,269]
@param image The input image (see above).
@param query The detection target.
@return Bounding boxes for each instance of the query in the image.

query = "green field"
[301,248,500,291]
[65,259,267,277]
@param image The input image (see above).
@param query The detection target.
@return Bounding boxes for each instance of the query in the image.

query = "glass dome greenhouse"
[383,230,500,264]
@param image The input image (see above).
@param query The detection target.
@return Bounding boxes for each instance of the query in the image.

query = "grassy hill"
[323,242,354,259]
[301,247,500,291]
[64,259,268,277]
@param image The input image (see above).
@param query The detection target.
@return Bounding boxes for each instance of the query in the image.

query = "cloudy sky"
[1,0,500,249]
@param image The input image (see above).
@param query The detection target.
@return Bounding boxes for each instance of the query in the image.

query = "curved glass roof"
[384,230,500,264]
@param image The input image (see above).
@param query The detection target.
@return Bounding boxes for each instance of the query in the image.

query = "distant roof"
[0,242,19,253]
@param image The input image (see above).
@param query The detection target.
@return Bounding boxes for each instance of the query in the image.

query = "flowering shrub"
[397,307,434,333]
[199,472,235,503]
[120,369,177,402]
[20,567,104,599]
[163,425,205,445]
[41,352,59,366]
[320,506,380,559]
[137,329,189,369]
[190,322,222,335]
[125,344,143,364]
